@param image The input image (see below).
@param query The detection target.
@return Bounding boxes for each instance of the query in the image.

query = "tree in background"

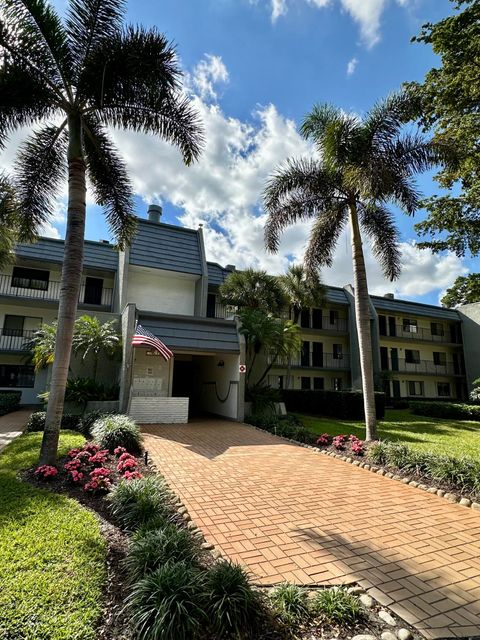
[263,93,444,440]
[441,274,480,308]
[279,264,324,323]
[72,316,121,381]
[1,0,203,464]
[406,0,480,257]
[24,323,58,371]
[219,268,287,315]
[0,173,23,270]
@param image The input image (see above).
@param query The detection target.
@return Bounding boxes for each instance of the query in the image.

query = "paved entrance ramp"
[142,419,480,639]
[0,409,31,453]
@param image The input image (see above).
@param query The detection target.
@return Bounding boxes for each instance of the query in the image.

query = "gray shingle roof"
[207,262,235,286]
[371,296,460,321]
[16,238,118,271]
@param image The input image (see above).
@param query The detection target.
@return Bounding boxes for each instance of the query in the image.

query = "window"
[278,376,284,390]
[433,352,447,366]
[402,318,418,333]
[313,377,324,390]
[301,377,311,390]
[408,381,424,396]
[405,349,420,364]
[3,315,24,337]
[83,277,103,305]
[332,377,342,391]
[379,315,387,336]
[301,341,310,366]
[437,382,451,397]
[431,322,444,337]
[0,364,35,387]
[312,342,323,367]
[11,267,49,291]
[329,309,339,325]
[312,308,322,329]
[300,309,310,328]
[333,344,343,359]
[206,293,216,318]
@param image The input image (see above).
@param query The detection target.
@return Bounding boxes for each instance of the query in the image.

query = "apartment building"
[1,204,479,421]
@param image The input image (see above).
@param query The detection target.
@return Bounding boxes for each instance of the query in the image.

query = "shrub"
[126,562,207,640]
[107,476,173,531]
[117,454,138,474]
[410,401,480,421]
[0,391,21,416]
[84,467,112,493]
[281,389,386,420]
[34,464,58,480]
[125,525,200,583]
[25,411,83,433]
[366,441,389,465]
[91,414,142,452]
[204,561,263,638]
[312,587,361,624]
[81,410,114,437]
[316,433,330,446]
[332,434,347,450]
[269,583,310,625]
[124,470,143,481]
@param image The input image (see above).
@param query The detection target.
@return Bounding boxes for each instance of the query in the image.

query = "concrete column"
[457,302,480,391]
[194,226,208,317]
[119,303,136,414]
[236,316,246,422]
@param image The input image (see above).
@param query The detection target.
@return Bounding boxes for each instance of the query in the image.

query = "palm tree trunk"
[39,115,86,465]
[349,202,377,441]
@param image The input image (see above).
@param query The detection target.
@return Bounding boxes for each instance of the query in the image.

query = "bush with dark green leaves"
[410,401,480,421]
[0,391,21,416]
[108,476,174,532]
[25,411,83,433]
[245,414,316,444]
[80,410,114,437]
[269,583,310,626]
[91,414,142,452]
[281,389,386,420]
[312,587,361,625]
[367,441,480,495]
[204,561,264,638]
[124,525,200,583]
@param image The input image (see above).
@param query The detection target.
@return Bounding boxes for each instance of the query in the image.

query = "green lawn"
[0,431,107,640]
[297,409,480,459]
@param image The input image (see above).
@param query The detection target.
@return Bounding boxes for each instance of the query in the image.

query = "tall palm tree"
[72,315,120,381]
[0,0,203,464]
[263,93,443,440]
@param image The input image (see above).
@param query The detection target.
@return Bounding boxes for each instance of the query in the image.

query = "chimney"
[384,293,395,299]
[147,204,162,223]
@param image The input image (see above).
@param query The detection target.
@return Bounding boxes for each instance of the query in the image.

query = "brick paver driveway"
[142,419,480,639]
[0,409,31,452]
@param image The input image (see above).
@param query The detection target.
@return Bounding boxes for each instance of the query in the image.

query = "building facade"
[1,204,479,421]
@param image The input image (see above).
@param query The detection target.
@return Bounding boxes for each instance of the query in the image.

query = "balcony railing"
[380,325,461,344]
[300,317,348,332]
[269,352,351,370]
[0,274,113,309]
[0,329,35,352]
[211,303,237,320]
[383,359,464,376]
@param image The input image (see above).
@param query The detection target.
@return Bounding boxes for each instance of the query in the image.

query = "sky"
[3,0,479,305]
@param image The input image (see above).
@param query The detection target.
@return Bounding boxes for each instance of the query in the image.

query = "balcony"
[383,359,465,376]
[300,316,348,333]
[269,352,351,370]
[380,325,461,344]
[0,274,113,310]
[0,329,35,352]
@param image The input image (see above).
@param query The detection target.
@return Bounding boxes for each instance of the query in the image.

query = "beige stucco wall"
[126,265,197,316]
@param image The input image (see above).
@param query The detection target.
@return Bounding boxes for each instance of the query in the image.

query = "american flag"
[132,324,173,361]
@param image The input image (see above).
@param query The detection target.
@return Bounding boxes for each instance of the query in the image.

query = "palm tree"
[0,172,23,269]
[219,268,287,315]
[1,0,203,464]
[72,315,120,381]
[24,322,57,371]
[263,93,443,440]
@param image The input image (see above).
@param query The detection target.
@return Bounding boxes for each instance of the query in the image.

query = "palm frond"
[83,116,136,249]
[0,173,20,268]
[66,0,126,79]
[359,203,401,281]
[364,91,416,146]
[80,26,204,165]
[14,122,68,238]
[303,204,348,274]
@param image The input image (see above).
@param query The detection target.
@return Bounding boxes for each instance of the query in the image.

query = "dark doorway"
[390,348,399,371]
[172,360,197,416]
[388,316,396,337]
[380,346,389,371]
[84,277,103,305]
[312,342,323,367]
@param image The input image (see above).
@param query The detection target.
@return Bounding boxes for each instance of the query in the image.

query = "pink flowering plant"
[84,467,112,493]
[316,433,331,446]
[117,455,138,474]
[114,446,127,457]
[88,449,110,467]
[34,464,58,480]
[123,470,143,481]
[332,434,348,450]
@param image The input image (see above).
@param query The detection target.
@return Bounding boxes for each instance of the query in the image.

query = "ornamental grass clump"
[312,587,361,625]
[269,583,310,626]
[91,414,142,453]
[107,476,174,531]
[204,560,264,639]
[125,525,200,583]
[126,561,207,640]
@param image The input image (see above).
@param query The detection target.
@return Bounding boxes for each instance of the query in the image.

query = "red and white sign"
[239,364,247,374]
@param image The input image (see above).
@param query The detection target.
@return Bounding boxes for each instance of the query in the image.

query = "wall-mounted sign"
[146,350,162,356]
[239,364,247,374]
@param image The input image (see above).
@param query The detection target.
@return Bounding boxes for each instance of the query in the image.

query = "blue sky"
[6,0,478,304]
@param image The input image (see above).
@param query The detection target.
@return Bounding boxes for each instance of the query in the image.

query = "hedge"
[281,390,386,420]
[410,401,480,421]
[0,392,21,416]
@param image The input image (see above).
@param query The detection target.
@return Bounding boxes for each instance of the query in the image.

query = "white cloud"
[268,0,411,47]
[346,56,358,76]
[191,54,229,102]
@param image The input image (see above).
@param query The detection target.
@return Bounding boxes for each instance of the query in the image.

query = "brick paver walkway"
[142,419,480,639]
[0,409,31,452]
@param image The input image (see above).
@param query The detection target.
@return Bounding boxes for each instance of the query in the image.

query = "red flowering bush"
[332,435,348,450]
[84,467,112,492]
[316,433,331,446]
[351,439,365,456]
[67,448,81,459]
[64,458,83,471]
[114,446,127,457]
[69,470,84,483]
[117,455,138,474]
[88,449,110,467]
[83,442,100,455]
[34,465,58,480]
[123,470,143,481]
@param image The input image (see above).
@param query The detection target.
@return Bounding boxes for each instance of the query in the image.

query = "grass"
[0,431,107,640]
[297,409,480,459]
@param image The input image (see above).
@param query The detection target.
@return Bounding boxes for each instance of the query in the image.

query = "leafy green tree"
[72,316,121,381]
[406,0,480,256]
[279,264,324,324]
[441,274,480,308]
[263,93,443,440]
[219,268,287,315]
[1,0,203,464]
[24,322,58,371]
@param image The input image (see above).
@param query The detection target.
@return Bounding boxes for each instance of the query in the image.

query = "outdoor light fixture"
[217,360,225,367]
